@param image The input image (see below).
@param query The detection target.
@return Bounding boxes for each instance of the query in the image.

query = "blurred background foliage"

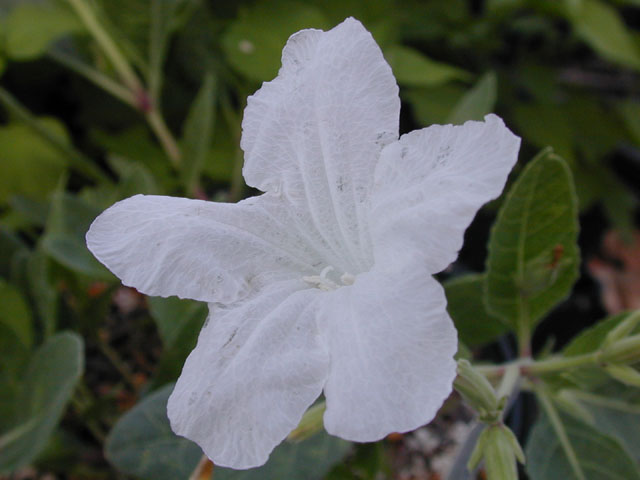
[1,0,640,478]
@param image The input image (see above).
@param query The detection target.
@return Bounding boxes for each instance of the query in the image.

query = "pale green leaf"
[568,0,640,70]
[0,119,70,205]
[0,332,84,474]
[485,150,580,329]
[447,72,497,125]
[384,45,470,87]
[5,3,83,60]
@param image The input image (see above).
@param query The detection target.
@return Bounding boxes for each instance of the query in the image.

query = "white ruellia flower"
[87,17,520,469]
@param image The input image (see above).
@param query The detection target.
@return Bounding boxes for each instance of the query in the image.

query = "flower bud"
[604,364,640,388]
[455,359,501,422]
[483,424,525,480]
[603,311,640,348]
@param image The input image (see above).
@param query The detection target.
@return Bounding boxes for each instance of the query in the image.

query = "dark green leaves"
[526,410,640,480]
[0,332,84,474]
[222,1,329,82]
[215,432,351,480]
[181,72,216,196]
[485,150,580,331]
[443,274,508,347]
[384,45,470,87]
[447,72,497,125]
[105,384,202,480]
[106,384,351,480]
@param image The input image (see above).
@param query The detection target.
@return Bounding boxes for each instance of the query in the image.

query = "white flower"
[86,17,520,470]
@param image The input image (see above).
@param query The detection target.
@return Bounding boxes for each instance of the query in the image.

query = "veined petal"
[167,280,328,469]
[86,193,324,303]
[371,114,520,273]
[320,261,457,441]
[241,17,400,273]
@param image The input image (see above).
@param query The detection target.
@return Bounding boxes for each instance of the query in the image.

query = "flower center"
[303,266,355,291]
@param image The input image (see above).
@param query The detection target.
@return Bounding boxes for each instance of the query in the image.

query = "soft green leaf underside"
[0,332,84,474]
[526,410,640,480]
[485,150,580,329]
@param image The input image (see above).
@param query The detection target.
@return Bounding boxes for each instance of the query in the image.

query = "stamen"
[303,266,356,291]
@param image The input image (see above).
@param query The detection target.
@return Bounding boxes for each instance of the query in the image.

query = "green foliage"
[0,332,84,474]
[0,119,70,204]
[4,2,84,60]
[215,434,351,480]
[567,0,640,71]
[181,72,217,195]
[526,409,640,480]
[444,274,508,347]
[222,1,329,82]
[485,150,580,332]
[105,384,203,480]
[384,45,471,87]
[447,71,497,125]
[41,192,113,279]
[106,384,351,480]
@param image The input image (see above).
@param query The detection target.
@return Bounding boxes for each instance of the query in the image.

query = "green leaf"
[105,384,203,480]
[617,100,640,146]
[485,150,580,330]
[222,1,329,82]
[147,296,207,349]
[0,332,84,474]
[568,0,640,71]
[443,274,509,346]
[107,384,351,480]
[41,192,113,280]
[26,249,58,339]
[447,71,497,125]
[405,84,466,126]
[0,119,70,205]
[512,103,575,164]
[215,433,351,480]
[526,408,640,480]
[571,387,640,462]
[181,72,216,195]
[0,278,33,349]
[4,3,84,60]
[384,45,470,87]
[563,313,633,357]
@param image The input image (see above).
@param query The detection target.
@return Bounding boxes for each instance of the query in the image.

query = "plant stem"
[0,86,112,184]
[65,0,142,93]
[65,0,182,168]
[48,49,136,107]
[533,384,586,480]
[146,109,182,168]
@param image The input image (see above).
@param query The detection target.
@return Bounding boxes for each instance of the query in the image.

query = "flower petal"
[241,18,400,272]
[370,114,520,273]
[86,193,324,303]
[167,280,328,469]
[320,261,457,441]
